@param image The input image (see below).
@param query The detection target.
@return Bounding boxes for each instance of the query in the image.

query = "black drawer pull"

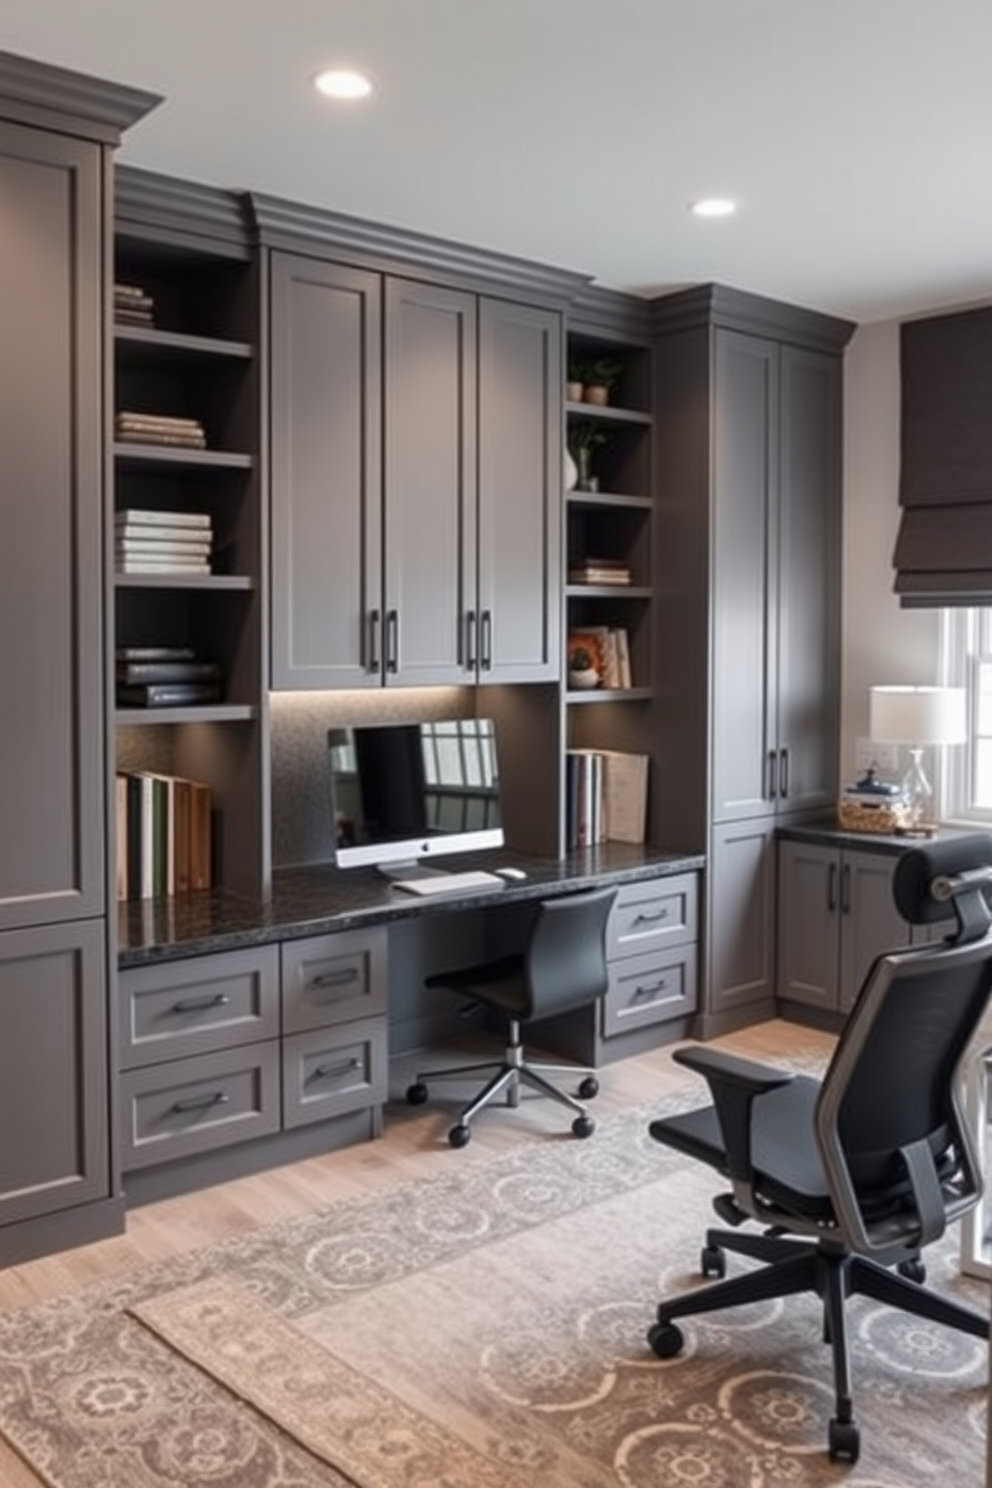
[633,908,670,925]
[171,1091,231,1114]
[312,968,359,990]
[314,1057,361,1080]
[172,993,231,1014]
[633,980,666,1001]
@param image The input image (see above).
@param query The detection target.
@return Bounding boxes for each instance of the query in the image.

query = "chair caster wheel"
[572,1114,595,1138]
[448,1123,471,1148]
[406,1081,428,1105]
[898,1257,926,1283]
[578,1075,599,1100]
[648,1320,684,1359]
[701,1243,726,1278]
[828,1417,860,1464]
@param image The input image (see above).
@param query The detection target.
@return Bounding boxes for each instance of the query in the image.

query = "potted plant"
[566,356,586,404]
[567,645,600,689]
[567,419,609,491]
[581,356,624,406]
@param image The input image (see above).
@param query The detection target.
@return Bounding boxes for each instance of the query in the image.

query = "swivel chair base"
[647,1223,989,1466]
[406,1017,599,1147]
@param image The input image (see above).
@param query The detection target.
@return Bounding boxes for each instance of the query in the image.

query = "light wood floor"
[0,1021,835,1488]
[0,1018,832,1315]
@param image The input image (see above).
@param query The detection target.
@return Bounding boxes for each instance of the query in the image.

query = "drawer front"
[281,929,388,1033]
[608,873,697,960]
[120,1042,281,1170]
[282,1016,387,1129]
[120,947,280,1070]
[602,946,697,1038]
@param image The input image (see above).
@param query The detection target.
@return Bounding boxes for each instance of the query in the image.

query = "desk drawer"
[282,1016,387,1129]
[120,1042,281,1170]
[602,946,697,1037]
[120,947,280,1070]
[281,929,388,1033]
[608,874,697,960]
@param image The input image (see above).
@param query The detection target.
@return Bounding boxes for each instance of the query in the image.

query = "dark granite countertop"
[777,816,983,857]
[118,843,705,968]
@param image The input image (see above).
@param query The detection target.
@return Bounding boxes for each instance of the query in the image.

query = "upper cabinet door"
[711,329,778,824]
[269,252,382,690]
[383,278,477,686]
[0,124,105,930]
[477,298,562,682]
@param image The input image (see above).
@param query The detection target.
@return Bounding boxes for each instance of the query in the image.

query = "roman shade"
[894,304,992,607]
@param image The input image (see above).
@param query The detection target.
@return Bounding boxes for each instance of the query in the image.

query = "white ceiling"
[4,0,991,323]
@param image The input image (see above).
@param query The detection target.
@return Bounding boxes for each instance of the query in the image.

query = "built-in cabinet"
[269,251,561,691]
[651,286,854,1035]
[0,57,156,1264]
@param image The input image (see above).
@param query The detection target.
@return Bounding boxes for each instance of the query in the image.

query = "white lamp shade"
[869,685,967,746]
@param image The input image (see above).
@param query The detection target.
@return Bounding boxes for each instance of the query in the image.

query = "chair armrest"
[673,1046,794,1186]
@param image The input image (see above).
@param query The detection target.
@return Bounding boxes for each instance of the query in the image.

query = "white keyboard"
[391,870,505,896]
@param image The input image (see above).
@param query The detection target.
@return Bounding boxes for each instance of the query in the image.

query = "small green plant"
[567,419,609,454]
[569,646,594,672]
[581,356,624,391]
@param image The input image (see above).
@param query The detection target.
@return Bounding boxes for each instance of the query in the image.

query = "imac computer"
[327,717,506,894]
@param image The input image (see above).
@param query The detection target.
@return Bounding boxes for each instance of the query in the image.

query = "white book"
[116,558,212,574]
[600,750,649,844]
[116,508,212,530]
[614,627,632,689]
[116,534,213,554]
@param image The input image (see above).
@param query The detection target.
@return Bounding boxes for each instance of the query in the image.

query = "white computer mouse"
[495,866,528,881]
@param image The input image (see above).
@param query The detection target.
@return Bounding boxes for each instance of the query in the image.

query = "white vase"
[564,445,578,491]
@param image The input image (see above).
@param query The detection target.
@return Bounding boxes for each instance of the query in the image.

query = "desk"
[117,844,703,1204]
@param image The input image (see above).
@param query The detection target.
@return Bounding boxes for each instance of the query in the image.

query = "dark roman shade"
[895,303,992,607]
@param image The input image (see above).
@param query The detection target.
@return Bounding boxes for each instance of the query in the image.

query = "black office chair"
[406,886,617,1147]
[646,834,992,1466]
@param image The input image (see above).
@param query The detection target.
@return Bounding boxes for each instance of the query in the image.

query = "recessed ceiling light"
[313,68,373,101]
[690,197,737,219]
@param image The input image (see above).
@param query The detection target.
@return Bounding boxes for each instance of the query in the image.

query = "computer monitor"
[328,717,504,877]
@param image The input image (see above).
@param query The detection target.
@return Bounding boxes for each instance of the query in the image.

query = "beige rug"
[0,1090,987,1488]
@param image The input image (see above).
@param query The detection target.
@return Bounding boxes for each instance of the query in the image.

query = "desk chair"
[646,834,992,1466]
[406,886,617,1147]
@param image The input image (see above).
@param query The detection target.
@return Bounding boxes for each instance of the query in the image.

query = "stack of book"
[113,282,155,327]
[568,555,632,586]
[567,627,633,689]
[116,645,224,708]
[566,749,648,849]
[115,410,207,450]
[115,508,213,577]
[115,770,212,899]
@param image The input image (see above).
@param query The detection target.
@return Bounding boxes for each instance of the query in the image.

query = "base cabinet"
[702,820,778,1034]
[777,839,910,1016]
[601,875,698,1039]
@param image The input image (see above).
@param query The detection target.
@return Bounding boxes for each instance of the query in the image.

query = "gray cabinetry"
[777,839,910,1017]
[269,251,561,689]
[601,874,698,1039]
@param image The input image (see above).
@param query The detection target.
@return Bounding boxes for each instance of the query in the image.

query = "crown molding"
[115,167,253,255]
[650,282,856,352]
[0,49,159,144]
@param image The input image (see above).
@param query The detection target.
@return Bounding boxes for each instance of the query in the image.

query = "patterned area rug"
[0,1088,987,1488]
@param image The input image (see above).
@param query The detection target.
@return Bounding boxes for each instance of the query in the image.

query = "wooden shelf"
[115,704,257,726]
[114,443,253,470]
[114,325,253,361]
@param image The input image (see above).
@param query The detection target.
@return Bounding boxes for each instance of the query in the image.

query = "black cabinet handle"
[368,609,381,672]
[312,968,358,991]
[767,750,778,800]
[633,979,666,1001]
[465,610,477,670]
[827,861,838,913]
[171,1091,230,1114]
[779,747,789,799]
[313,1057,361,1081]
[840,862,852,915]
[386,609,399,673]
[633,908,670,925]
[172,993,230,1014]
[480,609,493,670]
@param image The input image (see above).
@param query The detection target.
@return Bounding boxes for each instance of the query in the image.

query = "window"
[939,608,992,822]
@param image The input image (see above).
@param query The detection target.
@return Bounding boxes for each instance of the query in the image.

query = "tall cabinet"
[0,54,157,1264]
[651,286,854,1036]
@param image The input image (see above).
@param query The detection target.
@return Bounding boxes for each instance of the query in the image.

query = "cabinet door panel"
[478,298,561,681]
[707,819,776,1013]
[384,279,476,684]
[711,331,778,823]
[269,253,382,689]
[777,840,839,1009]
[777,346,842,814]
[0,920,109,1228]
[839,850,910,1013]
[0,125,104,928]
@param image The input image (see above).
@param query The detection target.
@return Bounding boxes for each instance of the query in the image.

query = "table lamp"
[868,685,967,836]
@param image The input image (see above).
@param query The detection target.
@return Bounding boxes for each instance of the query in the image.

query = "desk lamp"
[868,685,967,836]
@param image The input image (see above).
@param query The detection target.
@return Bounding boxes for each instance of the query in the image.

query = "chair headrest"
[892,832,992,943]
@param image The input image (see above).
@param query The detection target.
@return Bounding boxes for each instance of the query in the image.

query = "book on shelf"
[116,770,212,900]
[116,533,213,556]
[116,659,223,685]
[565,748,648,848]
[117,645,197,662]
[116,680,224,708]
[568,555,632,586]
[116,508,212,531]
[115,411,207,449]
[116,558,212,575]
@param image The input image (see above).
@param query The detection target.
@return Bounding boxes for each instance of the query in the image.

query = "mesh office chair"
[646,834,992,1466]
[406,886,617,1147]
